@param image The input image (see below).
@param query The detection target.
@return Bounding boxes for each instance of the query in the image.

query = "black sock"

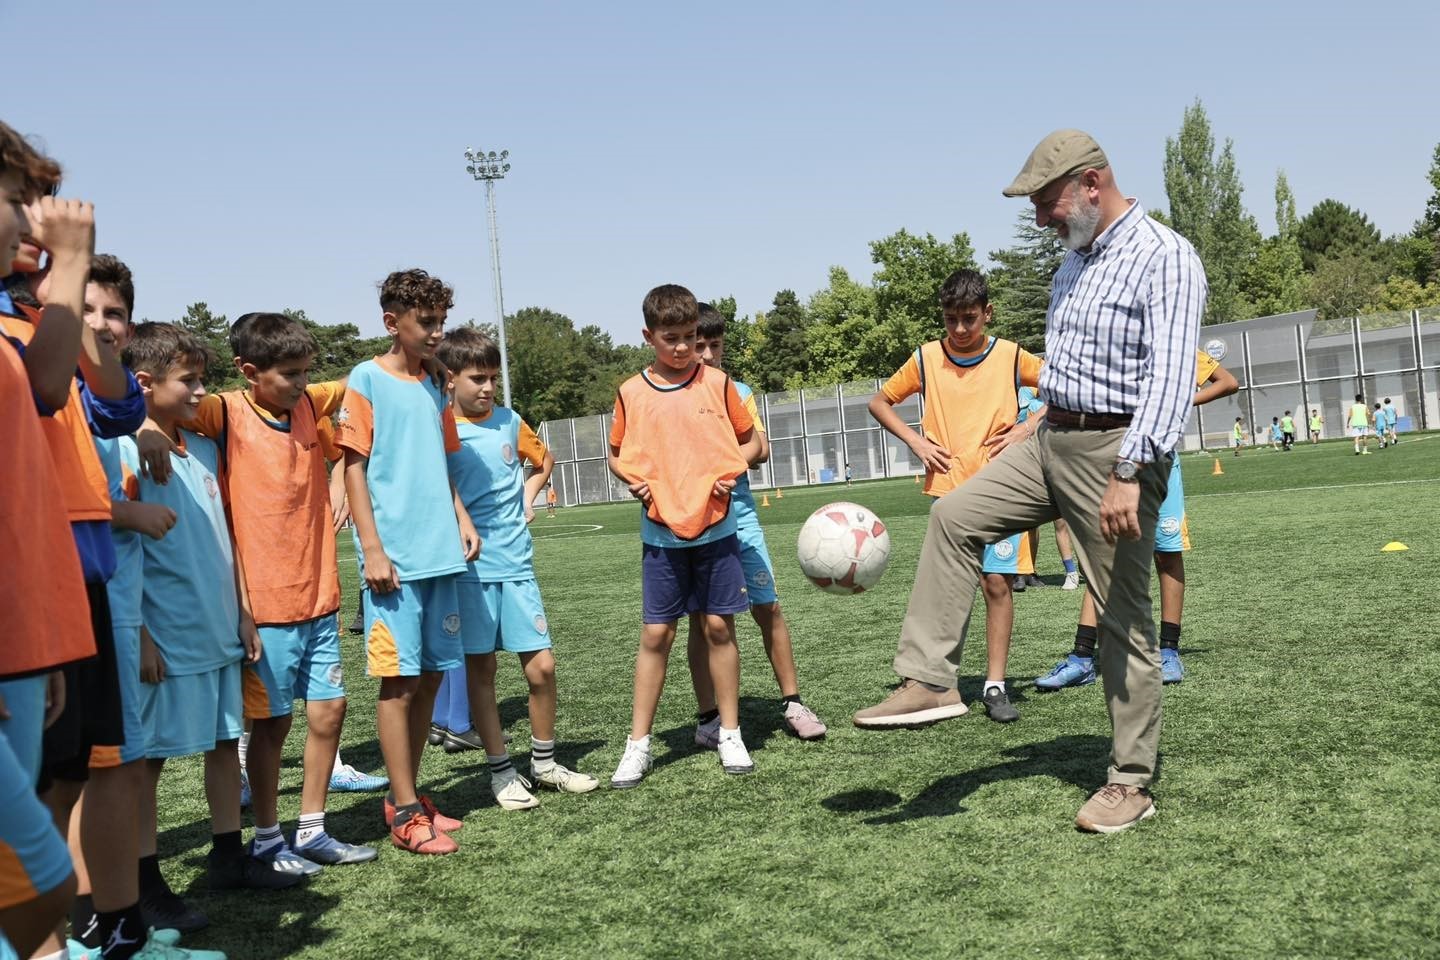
[1160,621,1181,650]
[696,708,719,724]
[138,854,167,896]
[98,902,146,959]
[211,830,243,859]
[71,893,99,948]
[780,695,802,707]
[393,801,423,827]
[1073,625,1099,659]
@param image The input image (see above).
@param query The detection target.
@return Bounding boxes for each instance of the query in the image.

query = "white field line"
[1189,476,1439,499]
[530,523,605,540]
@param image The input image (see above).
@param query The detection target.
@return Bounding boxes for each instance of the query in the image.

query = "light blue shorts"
[244,615,345,719]
[1155,456,1188,554]
[140,661,244,759]
[458,578,552,656]
[981,533,1028,575]
[0,725,72,909]
[737,523,779,607]
[97,625,147,766]
[0,675,47,783]
[364,575,464,677]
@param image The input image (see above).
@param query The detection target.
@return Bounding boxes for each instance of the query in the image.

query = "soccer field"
[154,436,1440,960]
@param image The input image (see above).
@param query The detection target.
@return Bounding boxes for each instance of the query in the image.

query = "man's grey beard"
[1061,185,1103,251]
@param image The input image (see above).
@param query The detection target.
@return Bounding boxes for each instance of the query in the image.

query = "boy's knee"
[1153,552,1183,578]
[466,653,499,682]
[523,653,555,687]
[982,573,1011,599]
[306,697,346,735]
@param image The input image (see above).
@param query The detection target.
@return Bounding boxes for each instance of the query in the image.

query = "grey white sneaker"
[1062,571,1081,590]
[248,839,323,878]
[694,716,721,750]
[492,773,540,810]
[610,738,652,790]
[716,729,754,776]
[534,763,599,794]
[981,686,1020,724]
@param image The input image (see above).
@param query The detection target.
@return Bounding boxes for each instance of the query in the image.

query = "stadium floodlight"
[462,146,515,409]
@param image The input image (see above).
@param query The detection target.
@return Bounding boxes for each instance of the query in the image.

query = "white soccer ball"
[796,501,891,595]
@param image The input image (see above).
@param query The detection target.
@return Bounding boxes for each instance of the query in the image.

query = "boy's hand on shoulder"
[43,670,66,729]
[363,548,401,595]
[712,478,736,498]
[421,355,450,391]
[136,421,183,483]
[458,516,482,561]
[25,196,96,266]
[239,612,262,665]
[139,628,166,684]
[628,481,653,508]
[132,502,177,540]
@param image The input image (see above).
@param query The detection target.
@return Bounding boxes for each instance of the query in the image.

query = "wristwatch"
[1112,459,1140,482]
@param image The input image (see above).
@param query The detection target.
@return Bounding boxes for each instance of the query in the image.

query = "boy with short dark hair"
[335,269,480,855]
[686,302,827,744]
[1309,409,1323,443]
[607,284,762,788]
[173,311,375,872]
[855,269,1042,726]
[1349,394,1370,455]
[1280,410,1296,450]
[1382,397,1398,445]
[1373,402,1386,449]
[1232,417,1245,456]
[1268,417,1282,451]
[439,326,599,807]
[119,322,302,905]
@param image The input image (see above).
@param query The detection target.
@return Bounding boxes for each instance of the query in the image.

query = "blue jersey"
[1016,386,1044,424]
[1271,423,1284,441]
[450,407,547,582]
[1383,404,1397,428]
[730,381,763,537]
[335,359,467,582]
[94,436,143,629]
[119,430,241,675]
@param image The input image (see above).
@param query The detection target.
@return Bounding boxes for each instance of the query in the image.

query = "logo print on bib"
[993,539,1015,560]
[1159,517,1182,536]
[501,443,515,465]
[443,614,461,636]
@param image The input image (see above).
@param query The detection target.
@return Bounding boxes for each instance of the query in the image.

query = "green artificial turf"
[151,434,1440,959]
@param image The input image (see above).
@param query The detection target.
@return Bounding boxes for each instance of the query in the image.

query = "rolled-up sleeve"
[80,368,147,439]
[1119,247,1206,462]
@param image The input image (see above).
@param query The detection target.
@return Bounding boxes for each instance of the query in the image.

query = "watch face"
[1114,461,1137,480]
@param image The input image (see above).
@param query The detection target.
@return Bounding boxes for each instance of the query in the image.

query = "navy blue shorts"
[641,535,749,624]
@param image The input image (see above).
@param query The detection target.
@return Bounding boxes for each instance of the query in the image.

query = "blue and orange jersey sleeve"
[1018,350,1043,389]
[441,406,461,454]
[741,391,766,437]
[609,395,626,449]
[1194,349,1220,387]
[334,382,375,457]
[724,379,754,438]
[181,394,227,439]
[518,420,547,466]
[316,415,342,463]
[880,352,922,404]
[305,380,347,418]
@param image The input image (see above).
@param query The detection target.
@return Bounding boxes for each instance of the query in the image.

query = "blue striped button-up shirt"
[1038,200,1207,463]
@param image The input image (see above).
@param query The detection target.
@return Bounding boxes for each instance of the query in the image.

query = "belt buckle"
[1077,412,1086,430]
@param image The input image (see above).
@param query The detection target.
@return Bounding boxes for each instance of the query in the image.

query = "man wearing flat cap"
[854,129,1206,833]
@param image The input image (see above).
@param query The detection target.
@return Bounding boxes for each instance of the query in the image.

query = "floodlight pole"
[464,147,514,409]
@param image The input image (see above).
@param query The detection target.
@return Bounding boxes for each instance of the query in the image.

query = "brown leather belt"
[1046,407,1133,431]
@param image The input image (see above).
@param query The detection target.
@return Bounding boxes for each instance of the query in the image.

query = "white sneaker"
[534,762,599,794]
[717,728,754,776]
[610,738,652,789]
[1062,571,1080,590]
[694,716,721,750]
[492,773,540,810]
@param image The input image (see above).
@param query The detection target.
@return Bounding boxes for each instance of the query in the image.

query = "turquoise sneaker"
[1034,654,1096,691]
[1160,648,1185,684]
[292,830,378,865]
[330,763,389,793]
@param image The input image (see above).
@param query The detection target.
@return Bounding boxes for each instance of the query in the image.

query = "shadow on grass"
[174,866,343,959]
[820,734,1111,824]
[651,696,791,770]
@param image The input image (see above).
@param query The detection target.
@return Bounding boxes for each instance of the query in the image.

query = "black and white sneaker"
[981,687,1020,724]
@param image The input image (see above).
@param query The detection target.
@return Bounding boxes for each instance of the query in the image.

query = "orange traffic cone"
[761,494,771,507]
[1211,457,1224,476]
[775,487,783,499]
[914,474,921,484]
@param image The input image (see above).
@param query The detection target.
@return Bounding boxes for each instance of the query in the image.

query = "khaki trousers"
[892,422,1168,787]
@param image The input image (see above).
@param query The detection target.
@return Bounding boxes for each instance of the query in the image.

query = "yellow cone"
[914,474,921,484]
[761,494,770,508]
[1211,457,1224,476]
[775,487,783,499]
[1381,542,1409,552]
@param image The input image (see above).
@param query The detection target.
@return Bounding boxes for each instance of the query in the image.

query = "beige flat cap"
[1002,129,1109,197]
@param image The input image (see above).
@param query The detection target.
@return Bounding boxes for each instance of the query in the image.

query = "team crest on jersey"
[993,539,1015,560]
[205,475,218,499]
[1159,517,1182,536]
[501,443,515,465]
[443,613,461,636]
[327,663,344,688]
[336,406,350,422]
[533,614,547,635]
[1203,338,1228,361]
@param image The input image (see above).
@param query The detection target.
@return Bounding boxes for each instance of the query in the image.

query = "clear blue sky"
[6,1,1437,343]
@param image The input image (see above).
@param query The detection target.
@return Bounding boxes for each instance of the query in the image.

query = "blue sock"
[440,666,473,734]
[1063,557,1078,574]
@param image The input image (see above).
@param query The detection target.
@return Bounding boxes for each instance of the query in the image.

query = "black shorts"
[40,580,124,787]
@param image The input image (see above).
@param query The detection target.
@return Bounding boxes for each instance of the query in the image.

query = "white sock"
[628,734,651,752]
[332,751,347,775]
[985,680,1006,695]
[253,823,283,854]
[35,949,66,960]
[718,726,742,742]
[530,737,556,773]
[295,811,325,847]
[238,730,250,769]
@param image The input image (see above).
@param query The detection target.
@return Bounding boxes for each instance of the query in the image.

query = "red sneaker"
[383,794,464,833]
[391,814,457,855]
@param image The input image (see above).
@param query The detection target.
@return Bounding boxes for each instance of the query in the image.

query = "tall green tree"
[1274,170,1299,239]
[987,211,1064,352]
[1295,199,1382,271]
[1306,253,1384,319]
[176,302,240,390]
[1162,100,1262,324]
[746,290,809,392]
[1420,142,1440,239]
[805,267,878,386]
[868,229,977,372]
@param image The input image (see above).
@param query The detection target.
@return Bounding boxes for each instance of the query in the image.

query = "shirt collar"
[1081,198,1143,257]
